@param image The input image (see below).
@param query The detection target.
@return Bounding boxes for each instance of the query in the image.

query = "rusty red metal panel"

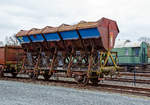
[16,30,28,37]
[0,46,24,65]
[0,47,5,65]
[97,17,119,50]
[6,46,24,64]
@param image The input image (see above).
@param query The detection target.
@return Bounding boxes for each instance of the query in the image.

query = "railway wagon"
[148,46,150,63]
[16,17,119,84]
[111,41,149,71]
[0,45,24,77]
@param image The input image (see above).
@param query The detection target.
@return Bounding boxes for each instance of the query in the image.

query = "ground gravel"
[0,80,150,105]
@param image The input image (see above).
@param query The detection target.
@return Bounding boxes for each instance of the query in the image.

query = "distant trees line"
[138,37,150,45]
[0,34,19,46]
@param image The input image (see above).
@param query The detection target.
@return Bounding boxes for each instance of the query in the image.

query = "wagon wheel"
[0,70,4,78]
[89,72,100,85]
[74,74,89,85]
[90,77,100,85]
[11,72,18,78]
[28,71,39,80]
[74,75,84,83]
[43,73,51,81]
[32,74,39,80]
[28,72,34,79]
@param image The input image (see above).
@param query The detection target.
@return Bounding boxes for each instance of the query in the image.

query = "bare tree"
[138,37,150,45]
[5,34,20,46]
[0,41,4,47]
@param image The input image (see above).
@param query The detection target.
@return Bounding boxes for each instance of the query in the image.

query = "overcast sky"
[0,0,150,42]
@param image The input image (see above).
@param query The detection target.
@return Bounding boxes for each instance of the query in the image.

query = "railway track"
[120,72,150,77]
[0,76,150,97]
[105,78,150,84]
[99,84,150,97]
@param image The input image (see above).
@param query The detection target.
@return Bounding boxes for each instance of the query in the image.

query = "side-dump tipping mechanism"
[16,17,119,84]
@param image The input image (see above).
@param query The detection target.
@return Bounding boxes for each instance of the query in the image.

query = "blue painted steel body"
[78,28,100,39]
[60,30,79,40]
[17,36,30,43]
[44,33,60,41]
[17,27,101,43]
[29,34,44,42]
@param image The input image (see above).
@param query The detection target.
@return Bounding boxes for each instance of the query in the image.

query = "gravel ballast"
[0,80,150,105]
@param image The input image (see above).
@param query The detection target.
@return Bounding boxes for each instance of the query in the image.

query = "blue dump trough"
[17,27,100,42]
[16,17,119,51]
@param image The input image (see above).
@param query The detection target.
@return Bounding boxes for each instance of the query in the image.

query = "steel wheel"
[90,77,100,85]
[11,72,17,78]
[28,72,34,79]
[43,73,51,81]
[0,70,4,77]
[74,74,89,85]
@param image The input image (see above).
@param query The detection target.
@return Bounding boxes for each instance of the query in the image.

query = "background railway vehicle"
[0,45,24,77]
[148,45,150,63]
[15,17,119,85]
[111,40,150,71]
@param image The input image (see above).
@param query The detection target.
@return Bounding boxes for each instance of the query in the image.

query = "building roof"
[114,39,142,48]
